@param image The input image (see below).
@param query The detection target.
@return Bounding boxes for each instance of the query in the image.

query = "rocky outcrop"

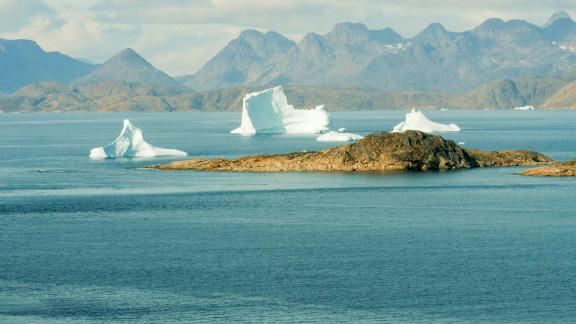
[149,131,553,172]
[522,160,576,176]
[465,149,553,167]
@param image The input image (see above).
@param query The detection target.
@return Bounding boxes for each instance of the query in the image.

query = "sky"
[1,0,575,76]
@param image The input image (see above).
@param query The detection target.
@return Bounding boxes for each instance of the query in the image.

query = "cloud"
[3,9,142,63]
[130,24,244,77]
[1,0,576,76]
[0,0,62,32]
[87,0,576,35]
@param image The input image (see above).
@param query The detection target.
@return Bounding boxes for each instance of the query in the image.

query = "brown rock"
[466,149,553,167]
[149,131,553,172]
[521,160,576,177]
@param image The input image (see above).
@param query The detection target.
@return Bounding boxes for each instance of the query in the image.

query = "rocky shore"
[522,160,576,176]
[148,131,552,172]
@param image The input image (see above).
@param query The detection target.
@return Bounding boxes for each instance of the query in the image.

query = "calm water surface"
[1,110,575,323]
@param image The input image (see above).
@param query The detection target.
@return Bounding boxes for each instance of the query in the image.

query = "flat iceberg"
[513,105,535,111]
[89,119,187,159]
[317,130,363,142]
[392,109,461,133]
[231,86,330,135]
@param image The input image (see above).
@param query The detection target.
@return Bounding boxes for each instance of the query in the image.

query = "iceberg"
[89,119,187,159]
[317,130,363,142]
[513,105,535,111]
[392,109,461,133]
[231,86,330,135]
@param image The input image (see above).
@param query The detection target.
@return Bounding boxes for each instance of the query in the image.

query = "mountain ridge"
[181,30,296,90]
[2,11,576,110]
[2,75,575,113]
[186,12,576,92]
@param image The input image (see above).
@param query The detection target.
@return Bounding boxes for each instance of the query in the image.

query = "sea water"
[1,110,575,323]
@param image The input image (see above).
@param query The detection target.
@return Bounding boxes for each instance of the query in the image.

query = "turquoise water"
[1,110,576,323]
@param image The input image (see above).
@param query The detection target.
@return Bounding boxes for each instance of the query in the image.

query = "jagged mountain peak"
[475,18,538,30]
[300,32,325,45]
[236,29,295,50]
[544,10,572,27]
[238,29,264,39]
[416,23,450,37]
[264,30,292,41]
[183,29,295,90]
[325,22,403,44]
[188,13,576,92]
[413,22,454,43]
[371,27,404,43]
[472,18,544,44]
[424,22,447,32]
[475,18,506,31]
[543,11,576,41]
[330,22,370,34]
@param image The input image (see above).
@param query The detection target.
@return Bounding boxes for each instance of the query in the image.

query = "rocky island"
[522,160,576,177]
[148,131,552,172]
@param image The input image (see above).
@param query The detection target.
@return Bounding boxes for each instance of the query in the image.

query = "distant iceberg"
[89,119,187,159]
[513,105,535,111]
[231,86,330,136]
[392,108,461,133]
[317,130,363,142]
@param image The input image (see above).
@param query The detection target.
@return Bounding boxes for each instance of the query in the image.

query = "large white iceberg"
[231,86,330,136]
[89,119,187,159]
[316,129,363,142]
[392,109,461,133]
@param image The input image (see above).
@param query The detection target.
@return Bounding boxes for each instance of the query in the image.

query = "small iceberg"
[89,119,187,159]
[317,129,363,142]
[513,105,535,111]
[231,86,330,136]
[392,108,461,133]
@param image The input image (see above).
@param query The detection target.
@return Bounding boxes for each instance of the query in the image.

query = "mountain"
[75,48,181,87]
[356,22,481,91]
[335,17,575,91]
[544,10,572,28]
[0,38,95,94]
[254,22,406,88]
[543,11,576,47]
[448,77,568,109]
[3,11,576,110]
[182,30,295,90]
[187,12,576,92]
[3,12,575,96]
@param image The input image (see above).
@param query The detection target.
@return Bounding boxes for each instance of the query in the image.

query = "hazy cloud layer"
[1,0,575,76]
[0,0,62,32]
